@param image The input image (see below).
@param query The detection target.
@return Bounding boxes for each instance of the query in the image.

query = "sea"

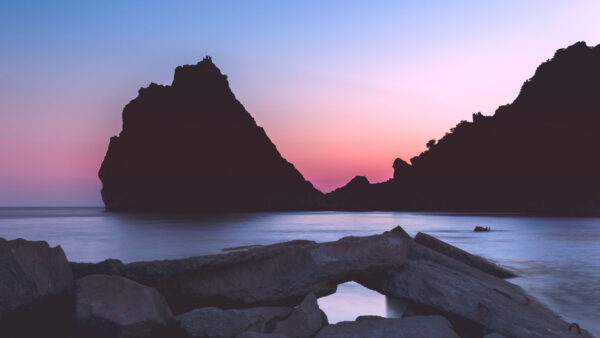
[1,207,598,336]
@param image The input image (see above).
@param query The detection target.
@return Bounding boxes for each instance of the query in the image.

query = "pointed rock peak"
[393,158,411,181]
[348,176,370,186]
[393,158,410,170]
[172,55,229,89]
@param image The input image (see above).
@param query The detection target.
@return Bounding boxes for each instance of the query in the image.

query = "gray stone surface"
[75,274,172,338]
[236,332,289,338]
[71,227,410,313]
[0,237,74,336]
[414,232,516,278]
[0,237,73,316]
[315,315,459,338]
[358,240,593,338]
[272,293,328,338]
[484,333,507,338]
[176,306,292,338]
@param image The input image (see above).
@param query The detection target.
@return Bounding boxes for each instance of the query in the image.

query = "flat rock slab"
[0,237,74,336]
[74,274,173,338]
[358,240,593,338]
[176,306,292,337]
[315,315,458,338]
[414,232,516,278]
[71,227,410,313]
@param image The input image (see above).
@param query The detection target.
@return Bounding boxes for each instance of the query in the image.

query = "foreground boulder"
[358,240,593,337]
[0,238,74,337]
[414,232,516,278]
[272,293,328,338]
[315,315,458,338]
[74,274,173,338]
[71,227,410,313]
[176,306,292,337]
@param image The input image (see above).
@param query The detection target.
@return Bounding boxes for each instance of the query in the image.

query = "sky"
[0,1,599,206]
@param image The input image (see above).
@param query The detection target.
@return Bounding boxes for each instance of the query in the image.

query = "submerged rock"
[74,274,173,338]
[315,315,458,338]
[0,237,74,337]
[99,56,325,212]
[176,306,292,338]
[414,232,516,278]
[71,227,410,313]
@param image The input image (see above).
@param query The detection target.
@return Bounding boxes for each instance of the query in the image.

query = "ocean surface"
[1,208,598,336]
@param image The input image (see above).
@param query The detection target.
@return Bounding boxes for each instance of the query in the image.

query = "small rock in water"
[474,226,491,232]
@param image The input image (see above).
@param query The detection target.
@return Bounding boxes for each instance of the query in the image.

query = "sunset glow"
[1,1,599,205]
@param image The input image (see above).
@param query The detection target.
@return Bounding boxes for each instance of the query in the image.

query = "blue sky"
[1,1,599,205]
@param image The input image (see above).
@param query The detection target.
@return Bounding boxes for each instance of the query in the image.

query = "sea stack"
[99,57,325,212]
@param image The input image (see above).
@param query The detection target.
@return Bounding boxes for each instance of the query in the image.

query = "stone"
[236,333,289,338]
[71,227,410,313]
[358,240,593,338]
[272,293,327,338]
[414,232,516,278]
[315,315,459,338]
[484,333,506,338]
[0,237,74,337]
[176,306,291,338]
[74,274,173,338]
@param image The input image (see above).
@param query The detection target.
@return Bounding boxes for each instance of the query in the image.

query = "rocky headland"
[327,41,600,213]
[1,227,593,337]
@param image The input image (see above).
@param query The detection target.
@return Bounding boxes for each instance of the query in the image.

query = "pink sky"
[1,1,599,205]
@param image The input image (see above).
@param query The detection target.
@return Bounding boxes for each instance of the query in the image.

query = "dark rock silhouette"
[328,42,600,213]
[0,238,74,337]
[99,56,325,212]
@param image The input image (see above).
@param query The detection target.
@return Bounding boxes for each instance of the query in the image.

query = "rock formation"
[99,56,325,212]
[175,306,292,338]
[1,230,594,337]
[414,232,516,278]
[74,275,173,337]
[314,315,459,338]
[0,238,74,337]
[328,42,600,213]
[71,227,411,313]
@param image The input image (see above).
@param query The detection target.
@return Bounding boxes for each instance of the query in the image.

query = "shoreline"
[1,227,594,337]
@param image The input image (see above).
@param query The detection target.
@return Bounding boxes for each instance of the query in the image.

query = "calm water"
[1,208,599,336]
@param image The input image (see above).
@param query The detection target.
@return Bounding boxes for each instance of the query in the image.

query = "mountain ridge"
[327,41,600,213]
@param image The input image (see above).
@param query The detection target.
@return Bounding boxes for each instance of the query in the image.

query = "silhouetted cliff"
[99,57,325,212]
[328,42,600,213]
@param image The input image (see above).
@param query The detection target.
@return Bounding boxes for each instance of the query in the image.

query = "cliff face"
[99,57,325,212]
[328,42,600,213]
